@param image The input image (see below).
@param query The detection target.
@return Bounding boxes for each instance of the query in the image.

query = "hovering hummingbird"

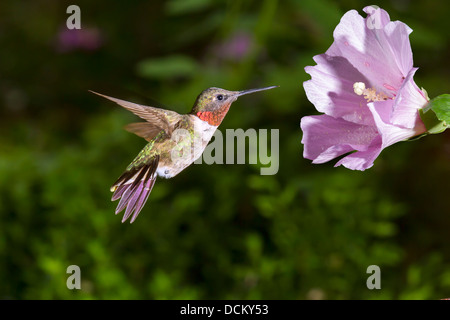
[91,86,277,223]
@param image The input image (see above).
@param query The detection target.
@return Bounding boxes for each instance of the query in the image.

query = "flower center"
[353,82,389,102]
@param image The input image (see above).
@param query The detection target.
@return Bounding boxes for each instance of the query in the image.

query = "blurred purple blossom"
[211,31,253,61]
[55,26,103,53]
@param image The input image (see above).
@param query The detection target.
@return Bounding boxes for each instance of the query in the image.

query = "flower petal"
[327,7,413,96]
[363,6,413,76]
[334,135,382,170]
[363,6,391,28]
[390,68,428,129]
[304,54,375,126]
[300,115,379,164]
[368,100,425,149]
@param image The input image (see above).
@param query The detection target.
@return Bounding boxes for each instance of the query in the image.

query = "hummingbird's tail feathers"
[110,155,160,223]
[118,177,156,223]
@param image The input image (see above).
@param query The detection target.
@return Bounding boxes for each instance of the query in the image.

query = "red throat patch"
[196,103,231,126]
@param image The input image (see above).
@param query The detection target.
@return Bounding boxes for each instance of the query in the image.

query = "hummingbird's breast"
[156,115,218,179]
[192,115,218,146]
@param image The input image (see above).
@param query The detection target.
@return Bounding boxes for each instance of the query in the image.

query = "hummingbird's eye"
[216,94,224,101]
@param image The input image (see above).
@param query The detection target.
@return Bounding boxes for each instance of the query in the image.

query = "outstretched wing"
[90,91,179,141]
[123,122,166,142]
[110,154,160,223]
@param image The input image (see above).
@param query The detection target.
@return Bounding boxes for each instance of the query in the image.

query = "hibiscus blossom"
[300,6,429,170]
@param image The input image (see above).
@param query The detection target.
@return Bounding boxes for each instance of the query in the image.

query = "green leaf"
[429,94,450,124]
[165,0,213,15]
[136,55,199,80]
[419,94,449,135]
[419,109,447,135]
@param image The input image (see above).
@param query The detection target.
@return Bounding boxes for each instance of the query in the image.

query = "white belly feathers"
[156,116,218,179]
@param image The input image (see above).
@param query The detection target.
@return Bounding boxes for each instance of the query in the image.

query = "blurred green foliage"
[0,0,449,299]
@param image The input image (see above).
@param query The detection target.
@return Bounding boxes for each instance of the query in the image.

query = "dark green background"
[1,0,449,299]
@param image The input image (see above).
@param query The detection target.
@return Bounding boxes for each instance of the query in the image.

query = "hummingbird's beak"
[236,86,279,97]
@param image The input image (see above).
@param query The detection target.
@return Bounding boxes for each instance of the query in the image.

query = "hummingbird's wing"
[110,154,160,223]
[123,122,169,142]
[90,91,180,141]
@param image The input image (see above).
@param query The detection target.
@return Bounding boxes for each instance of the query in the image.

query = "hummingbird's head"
[191,86,277,126]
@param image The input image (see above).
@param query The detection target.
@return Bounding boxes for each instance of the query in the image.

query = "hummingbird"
[91,86,277,223]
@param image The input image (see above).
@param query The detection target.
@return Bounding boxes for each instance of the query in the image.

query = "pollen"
[353,82,389,102]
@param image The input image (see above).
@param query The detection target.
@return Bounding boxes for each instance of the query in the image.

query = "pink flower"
[300,6,429,170]
[211,31,253,61]
[55,26,103,53]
